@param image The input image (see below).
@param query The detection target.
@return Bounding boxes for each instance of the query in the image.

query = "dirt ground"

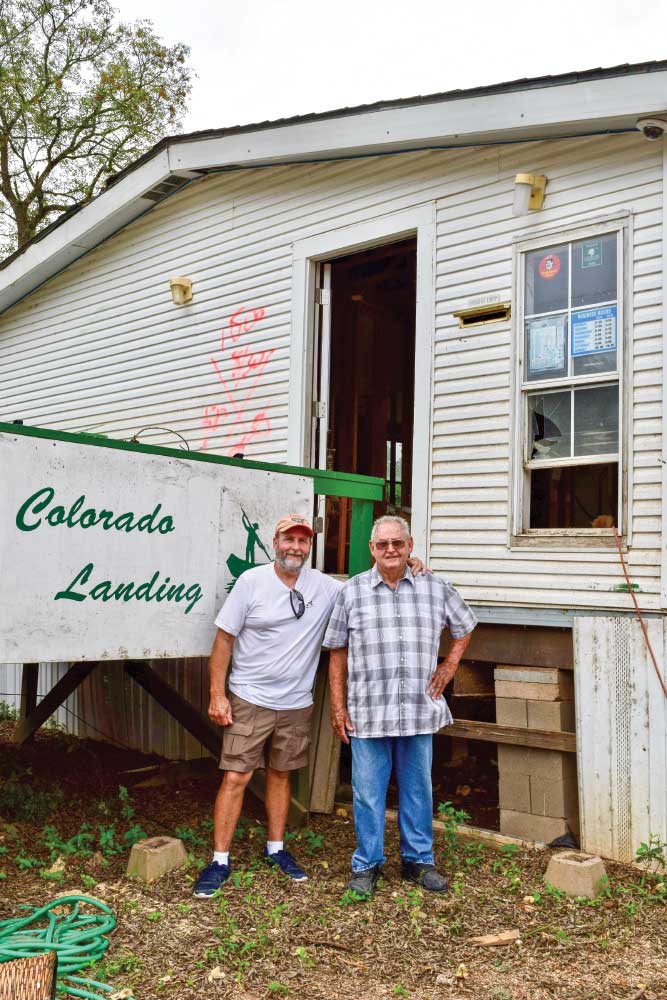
[1,721,666,1000]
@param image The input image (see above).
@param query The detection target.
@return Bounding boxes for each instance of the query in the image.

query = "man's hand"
[428,660,458,700]
[209,693,234,727]
[407,556,430,576]
[331,704,354,745]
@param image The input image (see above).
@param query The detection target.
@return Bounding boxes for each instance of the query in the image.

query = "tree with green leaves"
[0,0,192,258]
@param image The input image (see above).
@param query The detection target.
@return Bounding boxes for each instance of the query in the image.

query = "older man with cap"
[194,511,426,898]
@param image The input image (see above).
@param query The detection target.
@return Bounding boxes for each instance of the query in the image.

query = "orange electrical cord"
[612,526,667,700]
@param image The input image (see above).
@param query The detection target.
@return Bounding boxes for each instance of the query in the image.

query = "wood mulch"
[0,722,665,1000]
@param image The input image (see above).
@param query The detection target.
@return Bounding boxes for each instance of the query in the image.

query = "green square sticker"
[581,239,601,268]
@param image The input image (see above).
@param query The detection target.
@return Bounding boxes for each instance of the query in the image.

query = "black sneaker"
[193,860,231,898]
[401,860,448,893]
[347,866,382,899]
[263,848,308,881]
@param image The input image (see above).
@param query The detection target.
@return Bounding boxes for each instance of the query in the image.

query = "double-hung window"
[514,222,625,541]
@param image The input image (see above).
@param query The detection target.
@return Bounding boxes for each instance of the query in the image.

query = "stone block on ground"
[500,810,571,843]
[496,697,528,728]
[530,776,579,819]
[544,851,606,898]
[527,700,576,732]
[127,836,187,882]
[498,771,531,812]
[497,744,577,780]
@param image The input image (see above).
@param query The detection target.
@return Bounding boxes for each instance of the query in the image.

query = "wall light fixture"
[513,173,547,216]
[169,276,192,305]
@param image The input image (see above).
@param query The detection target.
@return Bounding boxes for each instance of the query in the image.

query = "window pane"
[574,385,618,456]
[525,244,569,315]
[571,233,617,307]
[525,314,568,381]
[528,391,571,460]
[571,305,618,376]
[529,463,618,528]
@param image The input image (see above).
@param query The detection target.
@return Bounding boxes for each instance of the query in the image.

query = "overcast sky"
[112,0,667,134]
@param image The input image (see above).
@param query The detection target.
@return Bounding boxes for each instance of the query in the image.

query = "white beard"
[275,553,305,572]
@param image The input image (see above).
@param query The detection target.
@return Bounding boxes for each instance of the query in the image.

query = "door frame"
[287,204,436,560]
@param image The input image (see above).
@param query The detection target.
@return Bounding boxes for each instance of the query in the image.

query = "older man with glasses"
[324,515,476,899]
[194,512,426,898]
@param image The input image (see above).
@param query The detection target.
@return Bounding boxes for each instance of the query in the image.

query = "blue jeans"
[350,734,434,872]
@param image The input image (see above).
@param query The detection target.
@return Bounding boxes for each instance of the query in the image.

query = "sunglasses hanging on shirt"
[290,588,306,619]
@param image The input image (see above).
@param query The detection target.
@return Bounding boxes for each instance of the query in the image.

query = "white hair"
[370,515,411,543]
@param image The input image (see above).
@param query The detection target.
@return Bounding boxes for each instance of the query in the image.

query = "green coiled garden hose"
[0,894,135,999]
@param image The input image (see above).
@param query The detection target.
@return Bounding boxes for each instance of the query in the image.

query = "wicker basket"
[0,952,57,1000]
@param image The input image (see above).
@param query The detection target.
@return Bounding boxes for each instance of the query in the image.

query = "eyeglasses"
[373,539,407,551]
[290,588,305,619]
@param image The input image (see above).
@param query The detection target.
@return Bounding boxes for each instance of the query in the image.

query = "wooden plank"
[247,772,308,829]
[451,623,574,669]
[123,661,221,758]
[309,673,341,813]
[14,662,97,744]
[19,663,39,719]
[441,718,576,753]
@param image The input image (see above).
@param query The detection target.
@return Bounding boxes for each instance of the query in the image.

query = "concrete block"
[527,700,575,732]
[500,810,570,843]
[496,697,528,728]
[497,745,577,780]
[544,851,607,898]
[127,836,187,882]
[530,776,579,819]
[498,771,531,812]
[495,665,562,684]
[495,680,562,701]
[495,666,574,702]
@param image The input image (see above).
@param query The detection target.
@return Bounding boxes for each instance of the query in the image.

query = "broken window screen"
[529,463,618,529]
[528,392,571,460]
[525,244,569,316]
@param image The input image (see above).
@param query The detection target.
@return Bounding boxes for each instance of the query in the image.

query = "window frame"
[510,214,632,548]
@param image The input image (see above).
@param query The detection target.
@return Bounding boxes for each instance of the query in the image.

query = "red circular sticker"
[538,254,561,279]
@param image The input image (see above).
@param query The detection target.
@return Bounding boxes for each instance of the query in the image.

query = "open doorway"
[313,237,417,573]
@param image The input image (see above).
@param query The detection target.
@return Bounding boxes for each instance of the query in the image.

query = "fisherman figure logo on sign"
[225,507,272,591]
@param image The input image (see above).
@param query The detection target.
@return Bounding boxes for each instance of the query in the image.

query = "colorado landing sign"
[0,427,312,662]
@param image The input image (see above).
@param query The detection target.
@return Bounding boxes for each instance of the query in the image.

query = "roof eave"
[1,66,666,315]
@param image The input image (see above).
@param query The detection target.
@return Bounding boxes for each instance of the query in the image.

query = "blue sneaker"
[263,848,308,881]
[193,860,231,898]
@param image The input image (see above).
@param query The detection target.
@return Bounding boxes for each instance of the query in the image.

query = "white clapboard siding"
[0,132,662,611]
[574,617,667,862]
[431,132,663,610]
[0,663,79,733]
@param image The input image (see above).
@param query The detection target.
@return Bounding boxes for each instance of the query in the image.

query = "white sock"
[213,851,229,865]
[266,840,283,855]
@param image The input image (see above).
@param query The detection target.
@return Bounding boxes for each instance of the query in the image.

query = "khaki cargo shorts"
[219,693,313,773]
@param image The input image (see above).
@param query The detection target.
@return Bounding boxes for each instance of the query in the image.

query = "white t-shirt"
[215,563,341,710]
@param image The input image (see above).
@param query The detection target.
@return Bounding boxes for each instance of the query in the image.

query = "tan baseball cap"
[274,513,314,537]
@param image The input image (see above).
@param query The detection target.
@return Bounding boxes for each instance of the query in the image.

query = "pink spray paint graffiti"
[200,306,275,456]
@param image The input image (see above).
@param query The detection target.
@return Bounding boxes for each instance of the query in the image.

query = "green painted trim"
[348,498,374,576]
[0,422,384,500]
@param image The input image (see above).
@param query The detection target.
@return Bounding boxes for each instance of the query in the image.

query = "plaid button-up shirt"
[323,565,476,738]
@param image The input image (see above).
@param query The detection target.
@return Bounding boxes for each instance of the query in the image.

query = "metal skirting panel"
[574,616,667,862]
[0,662,80,733]
[76,659,209,760]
